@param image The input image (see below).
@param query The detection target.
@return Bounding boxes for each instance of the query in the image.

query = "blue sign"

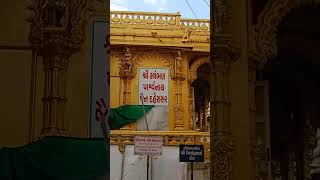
[179,145,204,162]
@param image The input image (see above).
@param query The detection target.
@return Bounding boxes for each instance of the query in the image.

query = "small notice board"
[134,136,163,156]
[179,144,204,162]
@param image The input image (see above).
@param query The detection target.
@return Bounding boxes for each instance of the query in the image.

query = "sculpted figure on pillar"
[41,0,65,27]
[182,28,192,43]
[118,47,141,80]
[120,47,133,76]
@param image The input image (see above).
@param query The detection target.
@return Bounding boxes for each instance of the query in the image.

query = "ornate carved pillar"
[211,59,234,180]
[172,51,185,130]
[288,152,296,180]
[248,55,259,180]
[42,53,69,135]
[189,87,195,130]
[117,47,142,130]
[118,47,135,105]
[28,0,98,136]
[204,100,208,131]
[303,121,316,180]
[211,0,239,178]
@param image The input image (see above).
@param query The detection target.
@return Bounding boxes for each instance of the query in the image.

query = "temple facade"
[109,11,211,179]
[1,0,320,180]
[109,11,210,131]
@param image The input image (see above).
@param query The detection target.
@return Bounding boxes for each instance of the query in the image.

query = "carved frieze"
[254,0,320,60]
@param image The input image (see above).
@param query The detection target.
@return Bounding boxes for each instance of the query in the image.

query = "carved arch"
[254,0,320,61]
[189,56,210,82]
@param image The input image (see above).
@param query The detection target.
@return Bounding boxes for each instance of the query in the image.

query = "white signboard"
[138,68,169,105]
[89,20,110,138]
[134,136,163,156]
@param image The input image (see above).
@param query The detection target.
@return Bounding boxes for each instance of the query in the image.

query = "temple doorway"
[189,57,211,132]
[257,6,320,180]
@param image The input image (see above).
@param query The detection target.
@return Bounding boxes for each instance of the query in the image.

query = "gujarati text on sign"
[179,144,204,162]
[134,136,163,156]
[138,68,169,105]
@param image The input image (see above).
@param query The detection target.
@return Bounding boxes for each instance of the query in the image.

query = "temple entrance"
[189,57,211,132]
[257,7,320,180]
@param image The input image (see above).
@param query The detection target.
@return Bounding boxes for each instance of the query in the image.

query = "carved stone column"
[42,53,69,135]
[212,0,240,177]
[28,0,100,136]
[211,0,239,178]
[189,87,195,130]
[204,100,208,131]
[303,121,316,180]
[118,47,135,105]
[248,55,259,180]
[288,152,296,180]
[211,59,234,180]
[172,51,185,130]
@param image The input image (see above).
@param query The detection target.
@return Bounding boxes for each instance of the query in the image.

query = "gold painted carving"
[174,103,184,130]
[160,53,175,77]
[189,56,210,82]
[119,47,134,78]
[117,47,143,104]
[111,11,210,32]
[171,51,185,130]
[182,28,192,43]
[172,51,185,81]
[118,47,143,79]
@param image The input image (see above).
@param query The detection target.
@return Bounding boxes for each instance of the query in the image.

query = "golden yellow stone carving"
[189,56,210,82]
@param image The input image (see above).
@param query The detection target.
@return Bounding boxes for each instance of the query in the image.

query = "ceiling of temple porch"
[258,5,320,160]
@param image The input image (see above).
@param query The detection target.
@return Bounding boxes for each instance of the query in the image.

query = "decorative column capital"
[213,35,240,63]
[172,51,185,81]
[28,0,103,55]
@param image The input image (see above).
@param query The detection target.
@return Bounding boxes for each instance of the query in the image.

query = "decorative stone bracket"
[253,0,320,60]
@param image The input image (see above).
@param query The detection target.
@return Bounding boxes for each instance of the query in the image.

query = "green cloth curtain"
[0,137,108,180]
[108,105,154,129]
